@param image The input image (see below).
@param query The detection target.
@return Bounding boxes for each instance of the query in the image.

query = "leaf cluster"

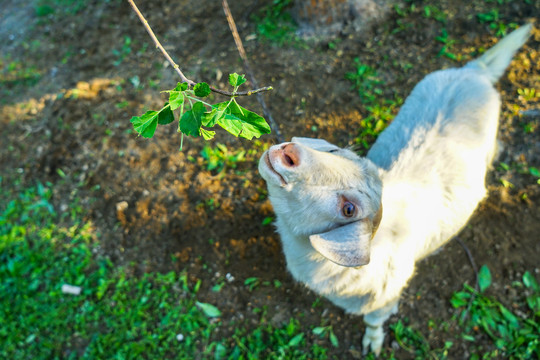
[130,73,271,146]
[451,265,540,359]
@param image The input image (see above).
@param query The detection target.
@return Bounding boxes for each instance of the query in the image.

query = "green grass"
[2,181,539,359]
[345,59,403,149]
[0,181,220,358]
[201,143,246,173]
[34,0,92,17]
[0,57,41,87]
[451,265,540,359]
[390,318,454,359]
[0,180,335,359]
[253,0,304,47]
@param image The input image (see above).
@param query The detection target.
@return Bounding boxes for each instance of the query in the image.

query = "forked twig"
[222,0,284,142]
[454,236,479,322]
[127,0,272,97]
[455,236,479,291]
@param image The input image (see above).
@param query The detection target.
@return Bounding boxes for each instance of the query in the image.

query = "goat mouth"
[265,152,287,186]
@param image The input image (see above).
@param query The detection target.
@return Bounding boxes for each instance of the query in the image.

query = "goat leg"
[362,300,399,356]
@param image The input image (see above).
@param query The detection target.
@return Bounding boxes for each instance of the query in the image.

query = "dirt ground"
[1,0,539,358]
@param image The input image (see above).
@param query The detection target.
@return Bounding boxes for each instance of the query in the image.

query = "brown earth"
[1,0,539,358]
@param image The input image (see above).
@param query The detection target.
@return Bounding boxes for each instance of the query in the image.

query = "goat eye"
[342,202,356,217]
[328,149,338,153]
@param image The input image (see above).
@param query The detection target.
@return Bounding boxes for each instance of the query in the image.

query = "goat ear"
[309,218,373,267]
[309,205,382,267]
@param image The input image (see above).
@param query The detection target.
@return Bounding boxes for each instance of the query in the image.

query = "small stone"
[61,284,82,295]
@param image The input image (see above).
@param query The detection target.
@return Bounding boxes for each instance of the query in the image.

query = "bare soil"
[1,0,539,358]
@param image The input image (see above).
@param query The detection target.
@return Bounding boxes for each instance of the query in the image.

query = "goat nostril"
[284,154,295,166]
[282,143,300,167]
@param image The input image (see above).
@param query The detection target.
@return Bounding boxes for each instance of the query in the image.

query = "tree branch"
[127,0,272,97]
[222,0,284,142]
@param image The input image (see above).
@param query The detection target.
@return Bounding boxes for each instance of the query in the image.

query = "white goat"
[258,24,533,355]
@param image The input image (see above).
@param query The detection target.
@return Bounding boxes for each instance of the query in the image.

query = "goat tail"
[465,22,534,83]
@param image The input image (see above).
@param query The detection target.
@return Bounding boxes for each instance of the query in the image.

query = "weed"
[451,265,540,359]
[354,99,402,150]
[517,88,537,102]
[423,5,448,23]
[201,143,246,173]
[0,57,41,87]
[244,277,260,291]
[345,59,383,105]
[529,167,540,185]
[436,29,461,61]
[0,182,221,358]
[253,0,303,46]
[346,59,403,149]
[500,179,514,188]
[228,317,309,359]
[391,318,453,359]
[113,36,133,66]
[476,9,518,37]
[34,0,91,17]
[312,326,339,347]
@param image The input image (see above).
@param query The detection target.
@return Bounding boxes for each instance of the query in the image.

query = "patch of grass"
[34,0,91,17]
[0,57,41,87]
[0,181,339,359]
[0,181,223,358]
[312,325,339,348]
[227,317,313,359]
[201,143,246,173]
[345,59,403,149]
[423,4,448,23]
[113,36,133,67]
[517,87,537,102]
[451,265,540,359]
[253,0,303,47]
[476,8,518,37]
[386,266,540,359]
[435,28,462,61]
[390,318,453,359]
[345,59,384,105]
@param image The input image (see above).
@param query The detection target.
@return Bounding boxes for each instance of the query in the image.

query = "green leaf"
[196,301,221,318]
[229,73,247,87]
[478,265,492,293]
[202,100,271,139]
[179,102,206,137]
[288,333,304,347]
[329,331,339,347]
[244,277,258,286]
[174,82,189,92]
[450,291,470,308]
[499,304,519,329]
[529,167,540,178]
[130,110,159,138]
[523,271,539,291]
[200,128,215,140]
[194,82,211,97]
[312,327,326,336]
[202,103,228,127]
[157,104,175,125]
[228,100,271,139]
[169,90,185,111]
[217,114,243,137]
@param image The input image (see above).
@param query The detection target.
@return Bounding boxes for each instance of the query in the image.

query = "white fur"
[258,24,532,355]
